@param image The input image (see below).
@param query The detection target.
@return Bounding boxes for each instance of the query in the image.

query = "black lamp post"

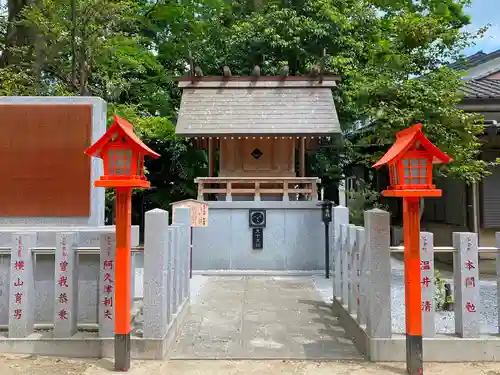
[318,199,333,279]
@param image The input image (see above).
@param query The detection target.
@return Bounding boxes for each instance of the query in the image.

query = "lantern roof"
[372,123,452,168]
[85,115,160,159]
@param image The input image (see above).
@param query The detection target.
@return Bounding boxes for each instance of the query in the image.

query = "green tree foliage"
[191,0,488,183]
[0,0,491,217]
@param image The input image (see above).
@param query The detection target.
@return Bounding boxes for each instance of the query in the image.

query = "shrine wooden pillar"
[208,138,215,177]
[299,137,306,177]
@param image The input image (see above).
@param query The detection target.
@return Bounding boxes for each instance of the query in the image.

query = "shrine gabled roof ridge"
[373,124,452,168]
[176,75,339,89]
[175,75,341,82]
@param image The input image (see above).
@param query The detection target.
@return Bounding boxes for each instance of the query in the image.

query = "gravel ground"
[313,257,499,334]
[1,355,500,375]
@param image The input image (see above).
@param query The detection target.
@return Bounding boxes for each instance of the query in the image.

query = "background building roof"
[448,49,500,71]
[462,79,500,100]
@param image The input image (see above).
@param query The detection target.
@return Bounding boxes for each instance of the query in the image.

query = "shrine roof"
[175,76,341,137]
[372,124,452,168]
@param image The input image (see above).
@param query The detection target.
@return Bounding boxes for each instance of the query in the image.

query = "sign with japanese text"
[8,232,36,338]
[99,233,116,337]
[171,199,208,227]
[453,232,480,338]
[420,232,435,337]
[53,232,79,337]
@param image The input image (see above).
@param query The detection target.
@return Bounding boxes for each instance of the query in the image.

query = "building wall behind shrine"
[0,97,106,226]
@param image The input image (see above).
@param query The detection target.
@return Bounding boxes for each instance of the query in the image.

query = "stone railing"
[195,177,320,201]
[332,206,500,362]
[0,206,192,359]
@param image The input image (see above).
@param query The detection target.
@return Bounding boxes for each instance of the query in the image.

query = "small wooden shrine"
[175,69,342,201]
[175,66,342,270]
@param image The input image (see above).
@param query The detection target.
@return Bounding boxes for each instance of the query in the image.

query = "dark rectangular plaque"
[252,228,263,250]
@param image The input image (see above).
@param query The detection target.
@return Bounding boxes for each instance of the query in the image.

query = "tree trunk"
[1,0,31,67]
[70,0,77,87]
[78,28,90,96]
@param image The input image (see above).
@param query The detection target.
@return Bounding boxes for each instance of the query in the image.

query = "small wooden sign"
[171,199,209,227]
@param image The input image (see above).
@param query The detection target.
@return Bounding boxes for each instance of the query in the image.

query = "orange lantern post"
[85,115,160,371]
[373,124,451,375]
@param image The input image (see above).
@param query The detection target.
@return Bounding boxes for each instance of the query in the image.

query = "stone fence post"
[364,209,391,338]
[496,233,500,335]
[54,232,79,338]
[356,227,366,326]
[99,233,116,337]
[420,232,435,337]
[143,209,170,338]
[340,224,349,304]
[348,225,358,314]
[333,206,348,299]
[169,225,180,316]
[453,232,480,338]
[173,207,191,306]
[9,232,37,338]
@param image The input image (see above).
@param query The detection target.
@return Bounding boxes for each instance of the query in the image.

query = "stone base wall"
[331,206,500,362]
[192,201,326,270]
[0,206,192,359]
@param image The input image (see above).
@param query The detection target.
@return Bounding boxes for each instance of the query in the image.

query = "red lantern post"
[85,115,160,371]
[373,124,451,375]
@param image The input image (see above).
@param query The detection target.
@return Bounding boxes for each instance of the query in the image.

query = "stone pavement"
[169,275,362,359]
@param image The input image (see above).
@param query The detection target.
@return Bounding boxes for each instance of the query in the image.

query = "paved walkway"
[169,276,362,359]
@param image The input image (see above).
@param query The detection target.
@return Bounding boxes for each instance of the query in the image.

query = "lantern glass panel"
[107,149,132,176]
[390,164,399,185]
[402,158,428,185]
[139,156,145,176]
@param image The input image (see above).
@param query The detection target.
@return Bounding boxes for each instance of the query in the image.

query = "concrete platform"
[169,276,362,360]
[333,297,500,362]
[0,298,189,359]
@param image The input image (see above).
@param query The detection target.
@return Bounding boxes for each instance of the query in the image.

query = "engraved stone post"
[9,232,36,338]
[496,232,500,334]
[348,225,358,314]
[131,252,135,308]
[420,232,435,337]
[99,233,116,337]
[340,224,349,305]
[0,254,10,325]
[165,225,174,325]
[453,232,480,338]
[364,209,391,338]
[143,209,169,338]
[170,226,180,315]
[173,207,191,305]
[333,206,348,299]
[54,232,79,338]
[356,227,366,325]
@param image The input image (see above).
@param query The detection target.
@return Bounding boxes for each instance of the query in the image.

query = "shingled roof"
[449,49,500,71]
[462,79,500,100]
[175,76,341,137]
